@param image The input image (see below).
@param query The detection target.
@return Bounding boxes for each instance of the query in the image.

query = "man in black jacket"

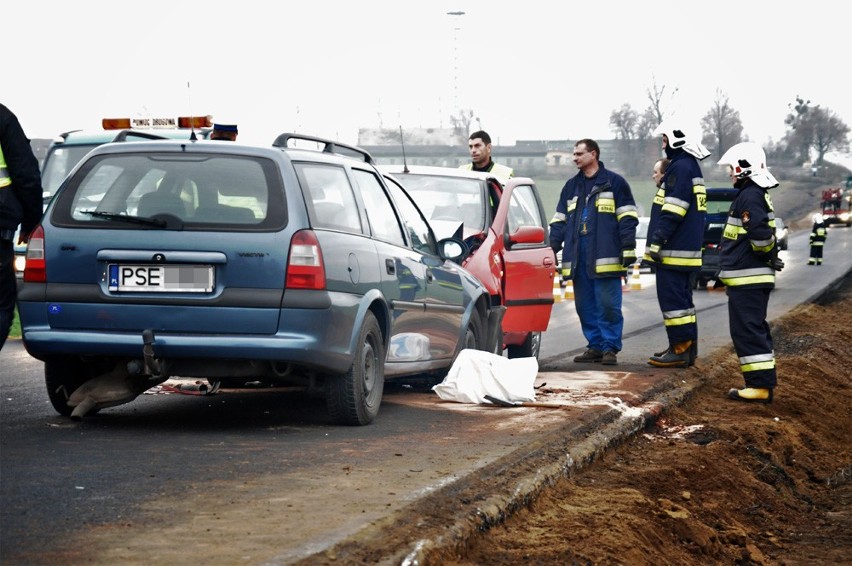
[0,104,44,350]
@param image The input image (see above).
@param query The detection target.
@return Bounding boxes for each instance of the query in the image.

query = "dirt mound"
[451,273,852,565]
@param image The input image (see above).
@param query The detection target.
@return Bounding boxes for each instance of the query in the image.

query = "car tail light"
[23,225,46,282]
[285,230,326,290]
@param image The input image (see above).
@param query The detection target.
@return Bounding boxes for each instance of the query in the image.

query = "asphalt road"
[1,225,850,565]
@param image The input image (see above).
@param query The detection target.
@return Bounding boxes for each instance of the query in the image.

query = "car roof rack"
[272,133,374,164]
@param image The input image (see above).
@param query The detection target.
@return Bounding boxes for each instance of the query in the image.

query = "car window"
[706,197,735,215]
[351,169,405,247]
[395,174,486,231]
[55,153,279,228]
[383,176,438,255]
[297,163,363,233]
[507,184,544,236]
[41,144,100,195]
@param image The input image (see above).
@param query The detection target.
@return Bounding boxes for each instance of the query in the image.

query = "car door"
[380,174,467,362]
[493,179,555,333]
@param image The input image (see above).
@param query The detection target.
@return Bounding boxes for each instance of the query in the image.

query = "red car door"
[490,178,555,333]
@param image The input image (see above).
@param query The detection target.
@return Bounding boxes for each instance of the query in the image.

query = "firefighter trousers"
[726,287,776,389]
[573,237,623,353]
[654,267,697,346]
[808,245,824,265]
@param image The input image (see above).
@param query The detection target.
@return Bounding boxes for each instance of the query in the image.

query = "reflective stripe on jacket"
[459,162,514,184]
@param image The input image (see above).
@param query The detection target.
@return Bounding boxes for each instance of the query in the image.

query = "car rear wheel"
[507,331,541,359]
[45,357,100,417]
[326,312,385,426]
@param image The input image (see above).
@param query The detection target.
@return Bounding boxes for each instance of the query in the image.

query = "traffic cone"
[553,275,563,303]
[630,262,642,290]
[563,277,574,300]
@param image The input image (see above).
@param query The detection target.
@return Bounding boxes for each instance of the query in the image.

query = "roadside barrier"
[563,277,574,300]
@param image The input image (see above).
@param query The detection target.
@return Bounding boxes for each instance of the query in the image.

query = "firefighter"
[549,139,639,365]
[646,119,710,368]
[717,142,783,403]
[808,213,827,265]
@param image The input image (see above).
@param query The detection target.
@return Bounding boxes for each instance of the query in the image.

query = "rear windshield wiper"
[81,210,166,227]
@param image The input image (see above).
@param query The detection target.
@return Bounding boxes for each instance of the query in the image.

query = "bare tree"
[783,95,815,164]
[636,107,657,141]
[782,96,850,166]
[646,76,678,125]
[608,104,644,175]
[700,89,744,157]
[806,107,850,165]
[450,109,475,145]
[609,104,639,141]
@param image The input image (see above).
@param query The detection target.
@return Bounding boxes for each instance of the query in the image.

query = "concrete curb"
[295,363,718,566]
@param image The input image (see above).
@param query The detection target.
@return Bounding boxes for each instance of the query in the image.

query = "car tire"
[463,308,483,351]
[507,331,541,359]
[45,357,100,417]
[326,312,385,426]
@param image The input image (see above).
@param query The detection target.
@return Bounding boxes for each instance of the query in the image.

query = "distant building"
[357,128,650,177]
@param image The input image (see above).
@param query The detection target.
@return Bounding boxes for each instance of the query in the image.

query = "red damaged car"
[381,166,555,359]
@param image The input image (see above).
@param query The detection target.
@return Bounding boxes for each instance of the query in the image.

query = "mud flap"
[484,305,507,354]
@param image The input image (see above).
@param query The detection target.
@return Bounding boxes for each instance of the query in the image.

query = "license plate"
[108,264,214,293]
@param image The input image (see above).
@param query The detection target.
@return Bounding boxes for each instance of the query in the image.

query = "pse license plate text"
[108,264,214,293]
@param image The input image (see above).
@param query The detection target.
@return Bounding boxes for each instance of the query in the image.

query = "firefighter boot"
[689,341,698,367]
[727,387,773,404]
[648,340,692,368]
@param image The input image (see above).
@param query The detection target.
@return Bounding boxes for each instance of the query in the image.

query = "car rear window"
[51,152,286,230]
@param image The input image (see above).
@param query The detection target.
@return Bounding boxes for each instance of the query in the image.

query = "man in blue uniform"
[646,120,709,368]
[549,139,638,365]
[717,142,783,403]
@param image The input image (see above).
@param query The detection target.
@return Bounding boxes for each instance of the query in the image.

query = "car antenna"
[399,125,409,173]
[186,81,198,141]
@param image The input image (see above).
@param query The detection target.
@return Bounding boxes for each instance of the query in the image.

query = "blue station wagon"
[18,134,497,425]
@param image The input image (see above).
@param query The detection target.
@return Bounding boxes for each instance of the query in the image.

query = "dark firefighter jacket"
[549,163,638,279]
[646,148,706,271]
[718,178,777,289]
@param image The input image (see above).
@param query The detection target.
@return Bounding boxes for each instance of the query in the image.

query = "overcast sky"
[6,0,849,150]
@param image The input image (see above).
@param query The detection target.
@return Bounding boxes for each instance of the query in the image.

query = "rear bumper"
[18,295,363,375]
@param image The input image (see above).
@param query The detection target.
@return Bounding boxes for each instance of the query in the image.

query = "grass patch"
[10,307,21,339]
[534,176,658,218]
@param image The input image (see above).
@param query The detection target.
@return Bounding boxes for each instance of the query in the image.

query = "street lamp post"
[446,11,465,119]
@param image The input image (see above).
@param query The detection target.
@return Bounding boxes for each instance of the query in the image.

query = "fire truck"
[820,187,852,227]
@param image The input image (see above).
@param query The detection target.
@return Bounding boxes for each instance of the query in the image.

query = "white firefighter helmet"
[813,213,824,224]
[652,118,711,160]
[718,142,779,189]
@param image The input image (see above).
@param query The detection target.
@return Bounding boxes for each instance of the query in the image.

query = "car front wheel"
[326,312,385,426]
[463,309,483,351]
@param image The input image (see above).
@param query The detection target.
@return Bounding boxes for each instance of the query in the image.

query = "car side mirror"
[506,225,545,248]
[438,237,468,263]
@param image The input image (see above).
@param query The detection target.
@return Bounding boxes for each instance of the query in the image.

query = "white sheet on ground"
[432,349,538,404]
